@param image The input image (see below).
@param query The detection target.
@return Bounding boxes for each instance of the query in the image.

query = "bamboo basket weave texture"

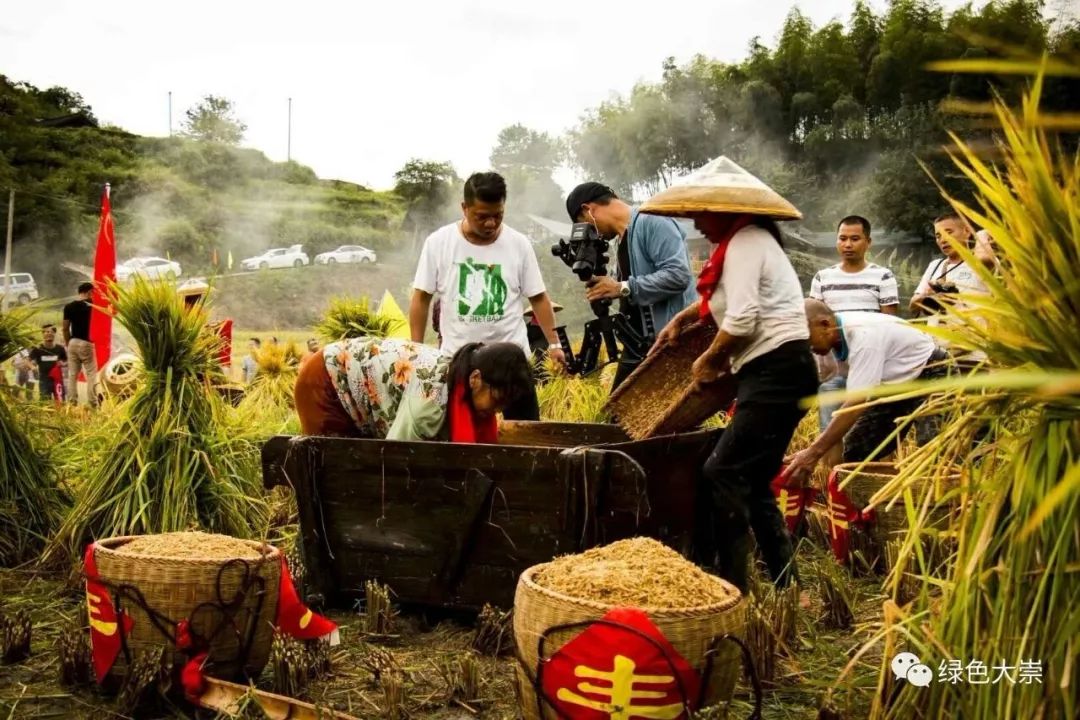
[92,535,280,680]
[513,563,746,720]
[606,321,735,440]
[836,462,962,542]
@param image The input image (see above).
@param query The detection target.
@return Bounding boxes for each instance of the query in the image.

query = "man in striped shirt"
[808,215,899,438]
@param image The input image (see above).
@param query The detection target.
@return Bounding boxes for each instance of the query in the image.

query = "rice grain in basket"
[514,538,751,720]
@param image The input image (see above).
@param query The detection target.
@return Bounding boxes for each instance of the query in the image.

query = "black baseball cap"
[566,182,617,222]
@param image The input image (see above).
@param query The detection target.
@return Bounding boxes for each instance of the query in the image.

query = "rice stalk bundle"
[56,618,93,687]
[241,342,299,413]
[844,68,1080,720]
[361,579,395,636]
[471,604,513,657]
[47,278,267,560]
[0,608,32,663]
[0,308,67,565]
[536,363,610,423]
[316,296,399,342]
[270,631,308,698]
[116,647,168,717]
[816,560,856,630]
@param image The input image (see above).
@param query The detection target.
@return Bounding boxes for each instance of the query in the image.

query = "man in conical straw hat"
[641,156,817,593]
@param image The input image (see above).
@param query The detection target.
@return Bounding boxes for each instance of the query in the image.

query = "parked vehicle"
[0,273,38,304]
[314,245,377,265]
[116,257,183,282]
[241,245,310,271]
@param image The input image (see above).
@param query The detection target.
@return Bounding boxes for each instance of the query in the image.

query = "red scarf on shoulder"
[695,214,755,321]
[448,381,498,444]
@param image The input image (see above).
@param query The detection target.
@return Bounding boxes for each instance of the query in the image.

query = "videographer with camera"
[910,212,990,319]
[565,182,696,390]
[409,172,565,423]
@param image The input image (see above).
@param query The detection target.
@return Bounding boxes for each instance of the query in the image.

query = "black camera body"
[549,223,653,376]
[551,222,611,281]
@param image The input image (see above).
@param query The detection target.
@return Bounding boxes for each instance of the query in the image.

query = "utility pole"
[168,91,173,136]
[287,97,292,162]
[3,190,13,312]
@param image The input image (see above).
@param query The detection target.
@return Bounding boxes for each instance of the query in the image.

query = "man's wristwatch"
[548,343,562,351]
[619,281,631,299]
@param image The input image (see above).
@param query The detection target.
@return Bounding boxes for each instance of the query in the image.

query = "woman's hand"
[691,350,728,389]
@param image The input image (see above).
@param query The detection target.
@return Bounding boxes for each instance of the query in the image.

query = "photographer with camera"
[910,212,990,318]
[565,182,696,390]
[409,172,564,422]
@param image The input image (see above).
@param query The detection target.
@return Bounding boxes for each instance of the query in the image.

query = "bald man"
[783,300,948,482]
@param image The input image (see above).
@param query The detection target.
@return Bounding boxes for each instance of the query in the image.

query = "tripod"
[555,297,654,377]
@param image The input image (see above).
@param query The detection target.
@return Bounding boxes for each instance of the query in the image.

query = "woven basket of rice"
[836,462,962,544]
[606,322,735,440]
[513,538,748,720]
[89,532,280,680]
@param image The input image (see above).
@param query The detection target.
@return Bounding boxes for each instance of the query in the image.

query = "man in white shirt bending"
[783,300,948,482]
[409,172,565,421]
[809,215,899,441]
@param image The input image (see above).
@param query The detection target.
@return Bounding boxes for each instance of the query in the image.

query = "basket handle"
[706,633,763,720]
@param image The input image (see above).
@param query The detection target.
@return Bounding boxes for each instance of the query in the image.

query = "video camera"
[549,223,653,376]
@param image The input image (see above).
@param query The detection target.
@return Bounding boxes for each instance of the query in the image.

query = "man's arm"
[62,318,71,345]
[881,304,899,316]
[409,290,433,344]
[879,271,900,315]
[626,215,693,305]
[528,292,566,366]
[782,400,866,480]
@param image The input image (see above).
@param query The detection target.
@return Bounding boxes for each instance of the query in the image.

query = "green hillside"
[0,76,404,296]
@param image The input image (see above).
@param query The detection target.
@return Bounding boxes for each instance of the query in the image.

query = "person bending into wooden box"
[294,337,532,443]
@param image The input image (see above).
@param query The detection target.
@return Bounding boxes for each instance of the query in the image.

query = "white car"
[0,272,39,305]
[241,245,310,271]
[116,257,183,282]
[314,245,377,265]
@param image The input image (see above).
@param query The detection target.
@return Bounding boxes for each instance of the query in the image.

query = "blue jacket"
[623,207,697,352]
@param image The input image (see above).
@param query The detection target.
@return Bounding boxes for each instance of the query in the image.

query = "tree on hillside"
[490,124,566,218]
[181,95,246,145]
[393,158,460,240]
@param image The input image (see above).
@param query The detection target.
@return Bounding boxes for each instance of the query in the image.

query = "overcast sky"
[3,0,973,193]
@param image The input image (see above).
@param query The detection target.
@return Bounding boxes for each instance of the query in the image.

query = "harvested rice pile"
[118,532,266,560]
[533,538,736,608]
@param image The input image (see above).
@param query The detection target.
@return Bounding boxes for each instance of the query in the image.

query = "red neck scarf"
[695,214,755,321]
[448,381,498,444]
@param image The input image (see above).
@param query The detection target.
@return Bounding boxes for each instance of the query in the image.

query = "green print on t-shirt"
[457,258,508,321]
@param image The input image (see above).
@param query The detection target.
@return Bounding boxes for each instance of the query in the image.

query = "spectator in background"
[62,281,98,408]
[29,324,67,402]
[12,348,35,400]
[242,338,261,384]
[409,172,565,421]
[910,212,989,318]
[808,216,899,455]
[300,338,320,366]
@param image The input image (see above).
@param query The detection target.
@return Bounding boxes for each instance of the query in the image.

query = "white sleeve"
[846,332,886,392]
[809,271,823,300]
[719,232,765,337]
[520,237,546,298]
[914,261,936,296]
[412,233,439,294]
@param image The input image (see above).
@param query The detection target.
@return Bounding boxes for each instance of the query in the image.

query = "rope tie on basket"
[93,553,271,677]
[559,447,592,547]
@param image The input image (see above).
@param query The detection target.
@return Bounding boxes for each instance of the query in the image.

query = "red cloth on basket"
[83,543,133,683]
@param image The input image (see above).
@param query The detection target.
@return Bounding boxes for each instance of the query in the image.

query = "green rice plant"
[240,341,299,414]
[0,308,67,566]
[835,67,1080,720]
[47,278,267,561]
[316,296,399,342]
[536,359,610,424]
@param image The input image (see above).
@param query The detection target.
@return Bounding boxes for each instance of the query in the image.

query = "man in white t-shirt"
[783,300,948,482]
[809,215,899,437]
[409,172,564,421]
[910,212,990,317]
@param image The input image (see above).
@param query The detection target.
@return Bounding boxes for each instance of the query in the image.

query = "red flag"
[771,466,817,535]
[89,184,116,370]
[825,469,876,563]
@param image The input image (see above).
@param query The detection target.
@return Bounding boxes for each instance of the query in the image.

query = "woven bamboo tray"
[836,462,962,544]
[91,535,280,681]
[513,562,746,720]
[606,321,735,440]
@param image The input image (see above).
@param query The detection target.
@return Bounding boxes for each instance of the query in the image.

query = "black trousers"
[502,378,540,421]
[695,340,819,592]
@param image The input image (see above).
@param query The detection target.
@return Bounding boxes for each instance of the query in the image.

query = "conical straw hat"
[640,156,802,220]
